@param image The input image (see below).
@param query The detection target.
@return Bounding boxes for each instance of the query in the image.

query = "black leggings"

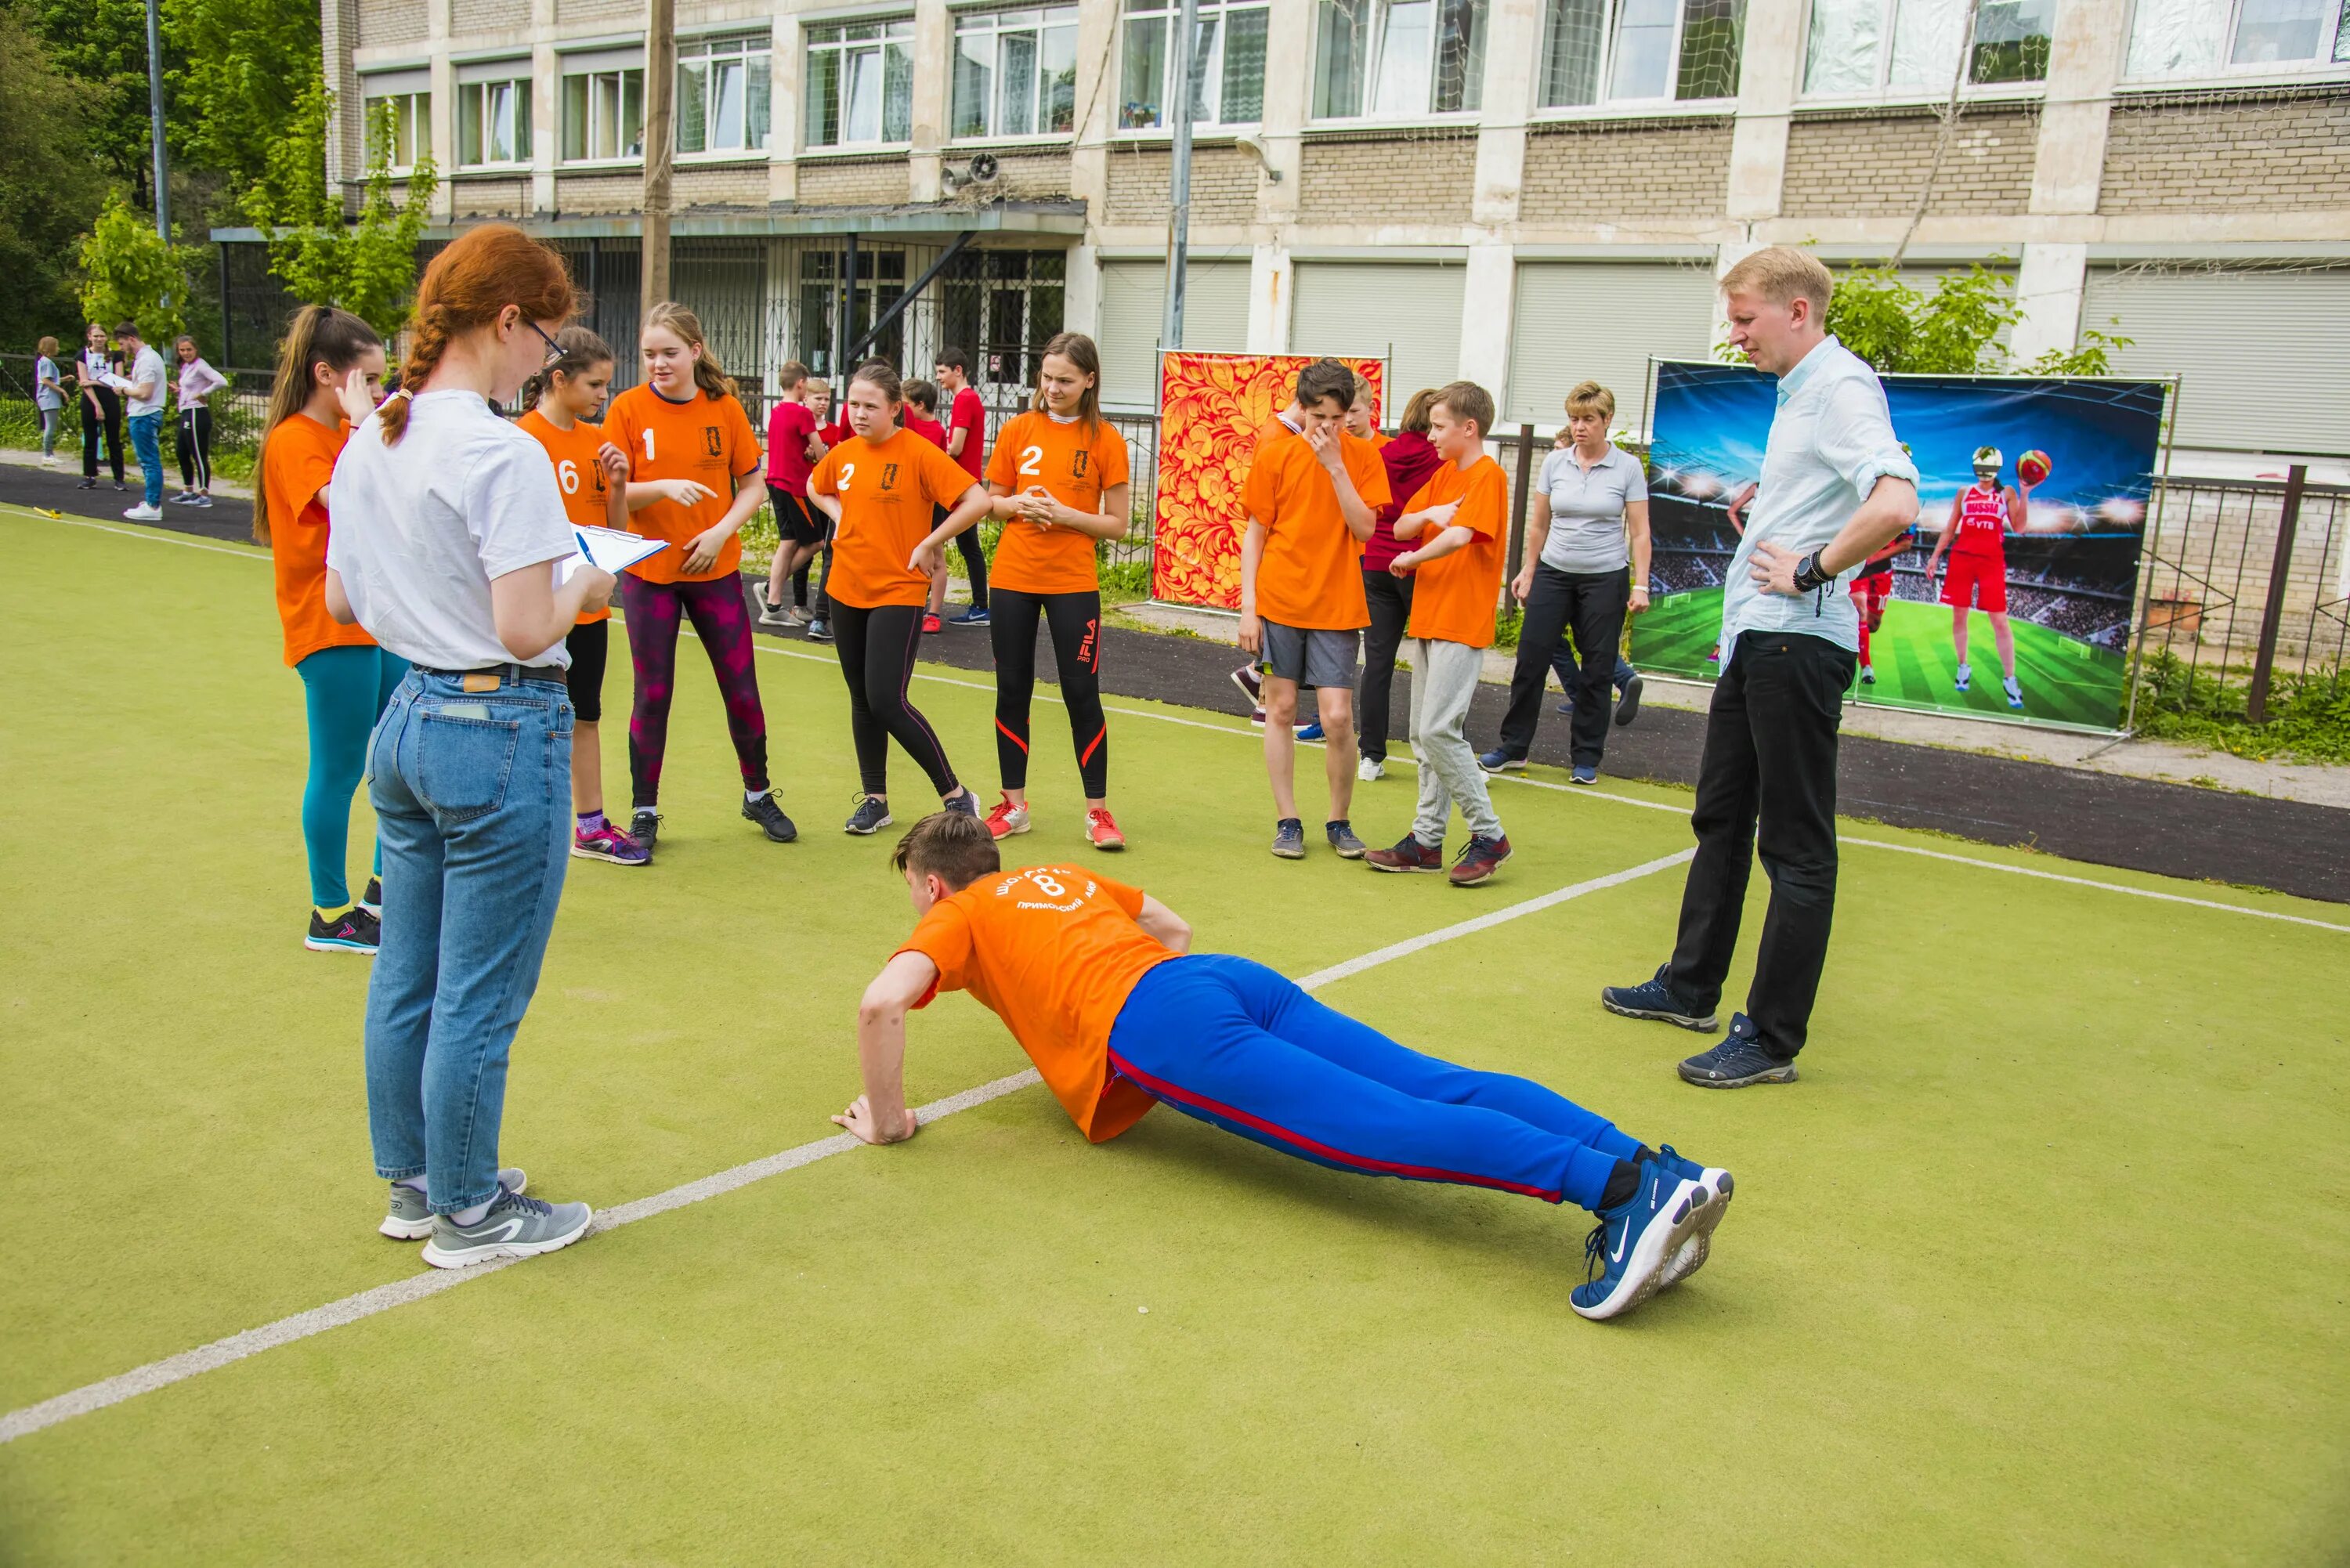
[991,588,1107,797]
[81,388,123,482]
[833,601,958,798]
[177,405,213,490]
[952,525,988,611]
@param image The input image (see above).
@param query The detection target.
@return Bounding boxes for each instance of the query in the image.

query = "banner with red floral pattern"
[1151,352,1386,609]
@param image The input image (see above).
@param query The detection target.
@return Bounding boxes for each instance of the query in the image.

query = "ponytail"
[381,222,578,446]
[252,304,381,546]
[643,301,736,403]
[522,324,617,410]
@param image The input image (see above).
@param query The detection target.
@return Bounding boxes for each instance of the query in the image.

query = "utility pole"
[642,0,675,313]
[144,0,170,243]
[1157,0,1199,372]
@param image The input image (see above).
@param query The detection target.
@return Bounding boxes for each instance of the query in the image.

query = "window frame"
[454,72,533,170]
[360,86,432,172]
[1115,0,1274,135]
[559,62,645,166]
[676,30,774,160]
[1309,0,1491,124]
[804,16,918,151]
[1530,0,1749,115]
[1793,0,2058,103]
[2118,0,2350,84]
[950,4,1084,144]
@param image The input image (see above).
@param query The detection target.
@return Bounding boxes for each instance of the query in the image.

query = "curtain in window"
[747,59,771,148]
[1539,0,1605,105]
[2232,0,2327,60]
[1434,0,1486,110]
[2122,0,2222,73]
[1313,0,1365,117]
[1221,8,1268,119]
[1000,27,1040,134]
[1888,0,1965,87]
[1122,9,1168,125]
[954,32,994,137]
[678,62,709,152]
[884,38,914,139]
[1802,0,1880,92]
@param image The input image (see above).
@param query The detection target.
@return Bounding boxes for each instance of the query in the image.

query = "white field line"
[0,851,1689,1445]
[5,504,267,559]
[16,501,2345,934]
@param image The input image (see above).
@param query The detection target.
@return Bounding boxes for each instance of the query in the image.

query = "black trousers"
[832,600,958,798]
[1666,629,1854,1059]
[991,587,1106,797]
[177,405,213,490]
[1358,568,1414,762]
[1498,563,1629,767]
[952,525,989,611]
[81,388,123,482]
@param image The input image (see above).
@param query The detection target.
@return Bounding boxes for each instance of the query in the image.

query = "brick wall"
[356,0,427,47]
[796,157,910,208]
[1103,145,1258,225]
[558,0,643,23]
[451,177,531,219]
[556,172,643,215]
[960,149,1073,201]
[1297,132,1477,224]
[674,164,768,208]
[2100,89,2350,213]
[1520,118,1732,222]
[450,0,515,39]
[1781,107,2039,217]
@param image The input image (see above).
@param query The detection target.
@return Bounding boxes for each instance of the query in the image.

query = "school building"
[280,0,2349,467]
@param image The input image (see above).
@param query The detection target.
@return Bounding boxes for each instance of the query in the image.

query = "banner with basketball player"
[1634,361,2168,732]
[1152,351,1386,609]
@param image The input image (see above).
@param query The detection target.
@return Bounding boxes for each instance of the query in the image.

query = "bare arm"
[491,558,616,659]
[1134,894,1191,953]
[909,483,996,576]
[1393,524,1477,574]
[1513,503,1551,602]
[1625,498,1651,609]
[325,567,356,625]
[598,443,631,531]
[1238,517,1268,656]
[680,471,767,575]
[626,478,718,512]
[1924,490,1961,573]
[1392,499,1459,544]
[835,951,938,1146]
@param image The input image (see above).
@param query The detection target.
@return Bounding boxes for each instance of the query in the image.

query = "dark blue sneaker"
[1571,764,1598,786]
[1295,721,1325,742]
[1614,672,1643,727]
[1477,748,1524,774]
[945,789,982,818]
[844,795,893,836]
[1651,1144,1734,1289]
[1569,1157,1711,1321]
[1271,818,1306,859]
[1678,1013,1799,1088]
[742,791,798,843]
[1600,963,1719,1032]
[1325,820,1366,859]
[948,606,990,627]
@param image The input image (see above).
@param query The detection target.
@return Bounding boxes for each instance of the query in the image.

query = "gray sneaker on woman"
[381,1167,527,1239]
[419,1186,594,1269]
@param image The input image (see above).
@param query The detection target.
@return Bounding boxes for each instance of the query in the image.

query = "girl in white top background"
[172,335,228,508]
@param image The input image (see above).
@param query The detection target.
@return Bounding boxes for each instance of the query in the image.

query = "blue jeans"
[364,667,574,1214]
[128,411,163,507]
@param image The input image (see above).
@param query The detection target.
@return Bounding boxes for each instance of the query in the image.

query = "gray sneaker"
[381,1167,527,1239]
[1325,820,1366,859]
[418,1185,593,1270]
[1271,818,1307,860]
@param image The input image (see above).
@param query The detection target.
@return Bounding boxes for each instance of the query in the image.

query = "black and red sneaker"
[1365,833,1444,873]
[1448,834,1513,887]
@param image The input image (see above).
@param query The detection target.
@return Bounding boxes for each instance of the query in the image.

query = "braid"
[374,223,577,447]
[378,309,450,446]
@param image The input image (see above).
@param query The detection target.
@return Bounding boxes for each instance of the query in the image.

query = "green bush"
[2133,651,2350,764]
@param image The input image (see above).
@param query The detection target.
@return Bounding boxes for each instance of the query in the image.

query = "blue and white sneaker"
[948,606,990,627]
[844,795,894,836]
[1678,1013,1799,1088]
[1478,748,1525,774]
[1570,1158,1711,1321]
[1650,1144,1734,1289]
[1295,721,1325,742]
[1271,818,1307,859]
[2004,676,2024,710]
[1954,662,1972,693]
[1571,764,1598,786]
[1600,963,1719,1032]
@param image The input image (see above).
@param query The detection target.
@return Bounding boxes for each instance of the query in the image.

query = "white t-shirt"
[107,346,169,417]
[326,389,577,670]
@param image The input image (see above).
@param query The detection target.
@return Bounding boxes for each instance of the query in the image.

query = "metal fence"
[0,352,280,479]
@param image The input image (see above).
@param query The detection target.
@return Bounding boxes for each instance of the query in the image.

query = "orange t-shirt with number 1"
[810,428,980,610]
[602,382,761,585]
[518,408,620,624]
[985,410,1133,597]
[1402,454,1510,649]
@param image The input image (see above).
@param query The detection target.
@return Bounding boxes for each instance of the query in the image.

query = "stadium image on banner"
[1152,351,1386,610]
[1634,362,2169,732]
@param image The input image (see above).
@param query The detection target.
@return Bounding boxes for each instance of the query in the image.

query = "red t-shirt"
[905,412,948,450]
[947,385,987,480]
[767,399,818,491]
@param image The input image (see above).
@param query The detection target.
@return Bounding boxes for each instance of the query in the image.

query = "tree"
[24,0,157,202]
[162,0,321,206]
[1806,261,2135,379]
[77,189,202,341]
[0,1,110,344]
[244,85,439,339]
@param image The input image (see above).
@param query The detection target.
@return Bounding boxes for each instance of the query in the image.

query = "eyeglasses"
[528,320,565,367]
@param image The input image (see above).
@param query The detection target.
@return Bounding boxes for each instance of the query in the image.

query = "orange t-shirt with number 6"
[810,428,980,610]
[518,408,620,624]
[602,383,761,585]
[985,410,1132,597]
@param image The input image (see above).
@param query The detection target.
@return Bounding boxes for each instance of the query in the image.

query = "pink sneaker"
[573,822,650,866]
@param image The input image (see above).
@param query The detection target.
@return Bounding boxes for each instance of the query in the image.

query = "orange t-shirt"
[1241,429,1392,631]
[262,414,376,668]
[985,411,1133,596]
[602,383,761,585]
[895,866,1173,1142]
[518,408,619,624]
[809,428,979,610]
[1368,430,1393,452]
[1403,455,1509,649]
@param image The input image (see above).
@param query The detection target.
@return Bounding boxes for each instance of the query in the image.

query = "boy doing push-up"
[835,811,1738,1321]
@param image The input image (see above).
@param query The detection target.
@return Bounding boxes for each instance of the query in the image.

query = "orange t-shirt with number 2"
[518,408,619,624]
[602,383,761,585]
[810,427,979,610]
[985,410,1132,596]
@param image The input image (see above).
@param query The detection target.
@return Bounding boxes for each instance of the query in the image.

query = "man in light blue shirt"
[1600,247,1920,1089]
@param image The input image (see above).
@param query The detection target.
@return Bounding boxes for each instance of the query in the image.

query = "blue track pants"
[295,645,409,909]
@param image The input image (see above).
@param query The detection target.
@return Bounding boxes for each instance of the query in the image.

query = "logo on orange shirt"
[1072,451,1090,478]
[882,462,900,490]
[703,425,722,457]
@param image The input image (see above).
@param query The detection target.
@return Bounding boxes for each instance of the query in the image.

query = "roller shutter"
[1097,259,1253,410]
[1506,262,1717,430]
[1290,262,1466,412]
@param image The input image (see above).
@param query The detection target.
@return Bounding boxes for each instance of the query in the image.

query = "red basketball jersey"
[1950,484,2009,559]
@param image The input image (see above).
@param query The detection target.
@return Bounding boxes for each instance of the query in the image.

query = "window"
[797,248,910,374]
[455,73,531,167]
[678,32,772,155]
[1539,0,1746,107]
[362,87,430,169]
[562,63,644,162]
[1314,0,1488,117]
[1802,0,2053,95]
[806,20,915,147]
[1119,0,1271,128]
[954,8,1081,138]
[941,250,1068,387]
[2126,0,2350,75]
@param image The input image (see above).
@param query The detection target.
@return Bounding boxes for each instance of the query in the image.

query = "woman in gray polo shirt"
[1481,380,1650,784]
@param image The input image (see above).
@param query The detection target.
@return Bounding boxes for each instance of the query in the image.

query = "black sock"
[1634,1143,1659,1166]
[1599,1159,1640,1211]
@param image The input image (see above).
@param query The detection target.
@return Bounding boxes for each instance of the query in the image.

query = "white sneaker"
[122,503,163,522]
[1358,755,1385,782]
[1954,662,1972,693]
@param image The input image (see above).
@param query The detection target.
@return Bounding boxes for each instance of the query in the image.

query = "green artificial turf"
[1633,587,2129,729]
[3,507,2347,1565]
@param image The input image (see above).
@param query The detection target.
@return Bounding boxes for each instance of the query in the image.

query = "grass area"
[3,504,2348,1563]
[2133,652,2350,765]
